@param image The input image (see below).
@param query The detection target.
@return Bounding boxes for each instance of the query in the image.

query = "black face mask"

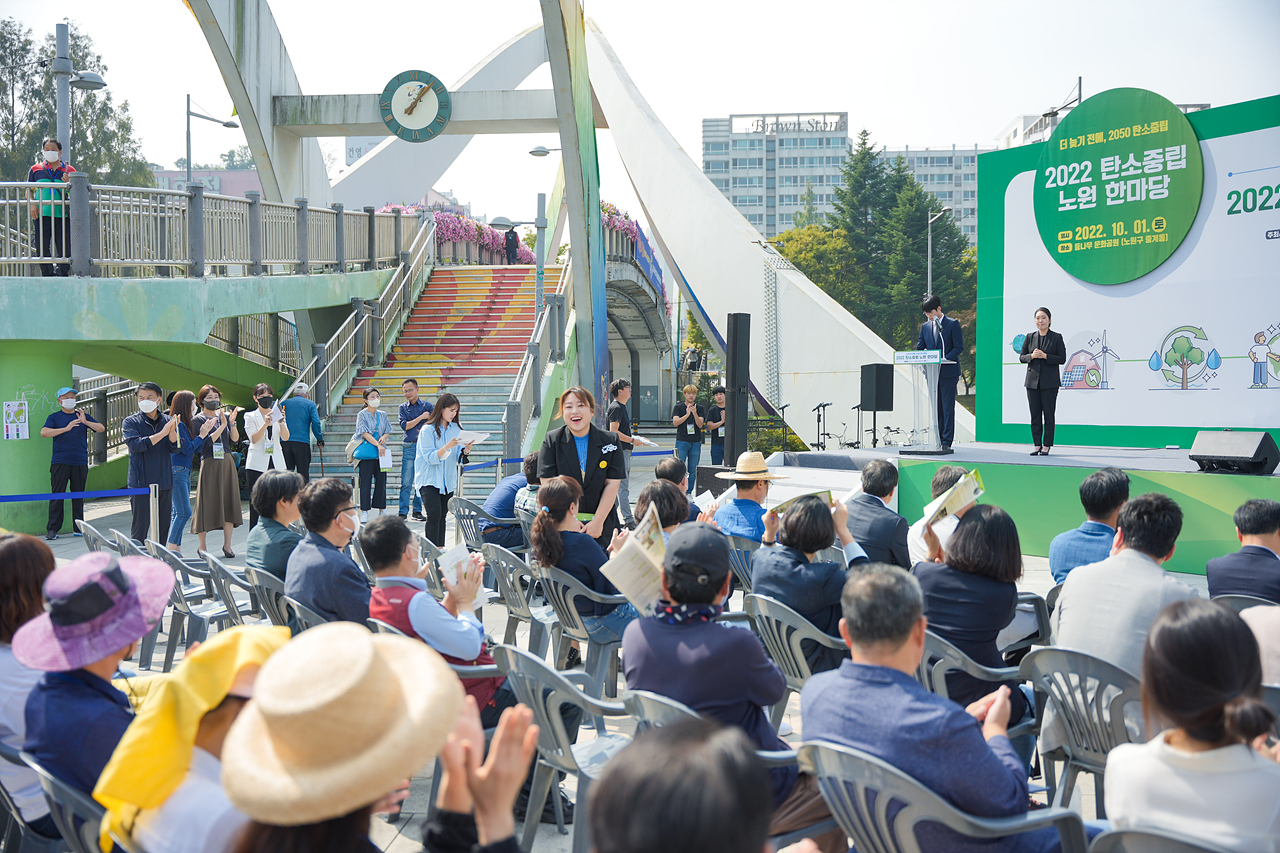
[203,398,220,410]
[257,396,274,409]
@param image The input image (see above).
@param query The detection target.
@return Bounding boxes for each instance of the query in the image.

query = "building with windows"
[995,103,1210,149]
[874,145,993,246]
[702,112,849,240]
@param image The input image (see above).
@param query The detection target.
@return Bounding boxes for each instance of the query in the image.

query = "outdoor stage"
[758,441,1280,576]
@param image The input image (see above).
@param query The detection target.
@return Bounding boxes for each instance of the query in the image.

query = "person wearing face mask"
[192,385,244,559]
[353,387,393,524]
[243,383,291,530]
[27,138,76,277]
[123,382,180,545]
[165,390,214,557]
[39,386,104,541]
[284,478,372,625]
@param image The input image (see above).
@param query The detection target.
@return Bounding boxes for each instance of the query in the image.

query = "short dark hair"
[297,478,353,532]
[42,138,62,151]
[250,470,304,521]
[359,515,414,574]
[841,564,923,648]
[930,465,968,499]
[522,452,540,485]
[1079,467,1130,519]
[944,504,1022,583]
[1142,599,1275,746]
[711,385,726,395]
[252,383,274,398]
[362,387,380,401]
[859,459,898,498]
[1117,492,1182,560]
[734,479,765,494]
[137,382,162,397]
[655,457,687,485]
[634,480,689,530]
[1234,499,1280,537]
[1035,306,1052,322]
[921,294,941,314]
[402,378,418,388]
[609,378,630,398]
[779,495,836,554]
[591,719,772,853]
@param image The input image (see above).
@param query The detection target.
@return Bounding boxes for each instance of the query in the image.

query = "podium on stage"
[893,349,955,456]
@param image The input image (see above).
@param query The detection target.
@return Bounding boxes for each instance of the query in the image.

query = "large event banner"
[979,90,1280,447]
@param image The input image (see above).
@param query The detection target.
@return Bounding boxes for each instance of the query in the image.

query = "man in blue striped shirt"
[1048,467,1130,584]
[398,379,434,521]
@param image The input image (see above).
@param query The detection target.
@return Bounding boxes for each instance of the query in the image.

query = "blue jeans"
[1256,361,1269,386]
[168,465,192,548]
[399,443,423,515]
[710,443,725,466]
[674,441,702,494]
[582,603,640,644]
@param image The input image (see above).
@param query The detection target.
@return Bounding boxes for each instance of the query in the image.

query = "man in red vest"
[361,515,578,824]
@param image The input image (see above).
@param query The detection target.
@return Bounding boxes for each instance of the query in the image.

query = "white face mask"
[367,398,381,409]
[137,399,159,414]
[60,398,76,410]
[342,510,361,538]
[43,149,60,163]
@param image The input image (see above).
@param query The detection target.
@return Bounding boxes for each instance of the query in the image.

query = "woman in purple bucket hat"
[13,551,173,795]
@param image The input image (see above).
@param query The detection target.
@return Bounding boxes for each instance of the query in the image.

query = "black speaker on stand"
[724,313,751,465]
[860,363,893,448]
[1189,430,1279,475]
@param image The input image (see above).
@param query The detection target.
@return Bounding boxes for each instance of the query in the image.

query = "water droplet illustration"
[1148,351,1162,371]
[1206,349,1221,369]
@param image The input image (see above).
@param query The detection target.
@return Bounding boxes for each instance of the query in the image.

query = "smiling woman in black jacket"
[537,387,626,547]
[1019,306,1067,456]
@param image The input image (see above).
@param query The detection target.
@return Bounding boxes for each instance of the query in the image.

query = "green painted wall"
[897,459,1280,576]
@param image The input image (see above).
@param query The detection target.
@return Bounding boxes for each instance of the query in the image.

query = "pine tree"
[791,181,820,229]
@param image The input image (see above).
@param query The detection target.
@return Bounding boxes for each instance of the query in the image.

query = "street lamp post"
[186,94,239,188]
[50,23,108,162]
[926,207,953,298]
[492,193,549,315]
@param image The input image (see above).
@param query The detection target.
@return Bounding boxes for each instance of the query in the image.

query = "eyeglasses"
[335,506,356,517]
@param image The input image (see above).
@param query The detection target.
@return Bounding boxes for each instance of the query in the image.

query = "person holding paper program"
[352,387,391,523]
[415,393,474,546]
[244,382,290,530]
[538,387,627,547]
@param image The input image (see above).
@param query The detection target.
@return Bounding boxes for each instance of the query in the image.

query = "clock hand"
[404,85,430,116]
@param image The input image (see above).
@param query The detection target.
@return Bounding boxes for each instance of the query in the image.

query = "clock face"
[379,70,451,143]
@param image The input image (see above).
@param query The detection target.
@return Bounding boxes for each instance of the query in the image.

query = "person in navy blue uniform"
[26,139,75,277]
[915,294,964,450]
[40,387,104,540]
[1206,499,1280,604]
[122,382,179,544]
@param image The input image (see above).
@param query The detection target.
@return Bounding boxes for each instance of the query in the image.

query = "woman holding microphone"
[1019,307,1066,456]
[414,392,472,545]
[538,386,626,548]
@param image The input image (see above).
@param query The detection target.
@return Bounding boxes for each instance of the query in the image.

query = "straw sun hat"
[220,621,463,825]
[714,451,790,481]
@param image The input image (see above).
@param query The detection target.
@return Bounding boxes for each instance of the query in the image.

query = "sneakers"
[777,720,794,737]
[411,511,426,522]
[564,647,583,668]
[44,533,57,541]
[514,788,574,825]
[360,510,369,523]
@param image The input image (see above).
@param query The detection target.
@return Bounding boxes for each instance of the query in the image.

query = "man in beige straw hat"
[712,451,789,543]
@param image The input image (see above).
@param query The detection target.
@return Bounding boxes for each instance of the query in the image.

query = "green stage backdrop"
[978,92,1280,449]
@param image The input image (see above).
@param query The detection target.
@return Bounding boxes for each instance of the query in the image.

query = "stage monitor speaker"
[1189,430,1279,475]
[725,313,751,462]
[861,363,894,412]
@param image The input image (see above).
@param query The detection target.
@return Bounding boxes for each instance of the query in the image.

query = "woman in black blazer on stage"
[1019,306,1066,456]
[538,386,627,547]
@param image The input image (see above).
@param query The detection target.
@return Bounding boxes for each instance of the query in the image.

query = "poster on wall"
[979,89,1280,446]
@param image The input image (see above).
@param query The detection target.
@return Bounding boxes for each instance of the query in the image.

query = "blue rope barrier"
[461,448,674,472]
[0,488,151,504]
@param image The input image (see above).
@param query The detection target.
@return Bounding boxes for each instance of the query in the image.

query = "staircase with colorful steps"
[317,265,563,503]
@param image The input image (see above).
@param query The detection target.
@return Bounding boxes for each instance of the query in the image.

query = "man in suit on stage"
[1207,499,1280,604]
[843,459,911,568]
[916,294,964,450]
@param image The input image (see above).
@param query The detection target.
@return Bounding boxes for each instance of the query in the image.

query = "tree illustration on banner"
[1164,335,1204,390]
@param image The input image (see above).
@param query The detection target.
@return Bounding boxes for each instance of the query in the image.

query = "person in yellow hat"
[94,625,290,853]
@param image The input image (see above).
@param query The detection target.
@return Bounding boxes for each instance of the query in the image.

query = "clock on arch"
[379,70,451,142]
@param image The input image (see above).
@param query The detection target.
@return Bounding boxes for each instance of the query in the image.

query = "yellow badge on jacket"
[599,460,608,468]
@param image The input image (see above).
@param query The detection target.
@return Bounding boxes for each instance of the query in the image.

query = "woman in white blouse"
[242,383,289,530]
[1105,598,1280,851]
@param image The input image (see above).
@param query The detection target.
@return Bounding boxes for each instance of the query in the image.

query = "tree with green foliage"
[791,181,821,229]
[1164,335,1204,390]
[685,309,713,352]
[219,145,256,170]
[770,224,859,308]
[0,20,153,186]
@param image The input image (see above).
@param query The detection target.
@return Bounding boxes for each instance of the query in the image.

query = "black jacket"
[538,423,625,545]
[843,492,910,568]
[1206,545,1280,603]
[1019,329,1067,389]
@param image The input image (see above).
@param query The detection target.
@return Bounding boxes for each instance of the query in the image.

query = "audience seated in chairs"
[0,533,61,839]
[245,470,304,581]
[654,457,700,523]
[530,476,638,646]
[363,514,578,825]
[17,551,172,795]
[841,459,910,568]
[621,523,843,853]
[93,626,289,853]
[1048,492,1198,755]
[1048,467,1129,584]
[512,452,542,518]
[713,452,789,543]
[1206,499,1280,603]
[284,478,370,625]
[906,465,969,565]
[913,505,1035,752]
[1104,598,1280,849]
[801,563,1103,852]
[222,622,464,853]
[633,479,699,543]
[480,453,538,551]
[750,495,867,674]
